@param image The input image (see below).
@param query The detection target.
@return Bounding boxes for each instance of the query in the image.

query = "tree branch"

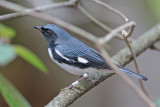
[0,0,98,43]
[122,30,150,97]
[45,24,160,107]
[92,0,128,22]
[78,4,133,42]
[0,0,77,21]
[112,24,160,66]
[97,47,155,107]
[98,21,136,44]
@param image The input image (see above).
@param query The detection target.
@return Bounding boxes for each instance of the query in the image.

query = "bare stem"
[92,0,128,22]
[126,24,135,38]
[0,0,76,21]
[0,0,98,43]
[78,4,134,42]
[122,30,150,98]
[96,47,155,107]
[99,21,136,44]
[95,22,155,107]
[78,4,112,32]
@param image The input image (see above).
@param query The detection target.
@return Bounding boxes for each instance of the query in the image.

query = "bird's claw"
[61,73,90,93]
[60,85,73,92]
[60,84,81,93]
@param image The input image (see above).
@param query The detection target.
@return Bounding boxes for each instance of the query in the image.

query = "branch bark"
[0,0,76,21]
[45,24,160,107]
[0,0,98,43]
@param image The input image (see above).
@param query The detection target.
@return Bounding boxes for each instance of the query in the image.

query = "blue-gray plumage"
[33,24,148,81]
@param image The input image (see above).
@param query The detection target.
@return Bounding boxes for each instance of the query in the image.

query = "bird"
[33,24,148,81]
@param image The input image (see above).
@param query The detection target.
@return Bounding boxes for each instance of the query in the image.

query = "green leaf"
[0,24,16,39]
[0,44,16,66]
[0,73,31,107]
[155,98,160,107]
[146,0,160,21]
[13,45,47,73]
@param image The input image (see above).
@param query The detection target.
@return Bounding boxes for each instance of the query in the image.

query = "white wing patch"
[78,57,89,64]
[55,49,70,61]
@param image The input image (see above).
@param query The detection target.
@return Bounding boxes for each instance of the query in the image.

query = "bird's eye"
[46,30,51,35]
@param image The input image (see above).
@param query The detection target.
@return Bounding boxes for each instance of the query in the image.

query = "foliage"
[155,98,160,107]
[0,44,16,66]
[0,24,16,39]
[0,23,47,107]
[146,0,160,21]
[14,45,47,73]
[0,73,31,107]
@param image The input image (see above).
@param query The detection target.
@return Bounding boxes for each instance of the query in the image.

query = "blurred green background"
[1,0,160,107]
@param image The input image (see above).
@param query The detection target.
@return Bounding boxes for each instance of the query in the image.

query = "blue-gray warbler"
[33,24,148,81]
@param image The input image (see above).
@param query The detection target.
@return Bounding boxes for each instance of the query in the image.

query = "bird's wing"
[56,45,110,69]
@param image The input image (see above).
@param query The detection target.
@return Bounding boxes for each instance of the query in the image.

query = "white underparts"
[78,57,89,64]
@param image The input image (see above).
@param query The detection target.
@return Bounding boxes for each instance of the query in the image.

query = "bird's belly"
[48,48,113,75]
[52,59,113,75]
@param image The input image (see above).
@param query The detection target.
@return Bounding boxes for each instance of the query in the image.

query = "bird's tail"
[119,66,148,81]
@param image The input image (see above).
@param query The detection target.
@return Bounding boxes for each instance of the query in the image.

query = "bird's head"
[33,24,71,47]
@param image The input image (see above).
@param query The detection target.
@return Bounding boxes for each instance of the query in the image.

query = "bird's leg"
[61,73,89,93]
[77,72,89,82]
[78,72,97,83]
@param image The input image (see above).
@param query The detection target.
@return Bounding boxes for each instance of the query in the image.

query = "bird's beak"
[33,26,43,32]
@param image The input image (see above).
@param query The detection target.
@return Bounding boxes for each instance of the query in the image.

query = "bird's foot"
[77,72,89,82]
[60,81,81,93]
[79,72,96,83]
[60,84,73,92]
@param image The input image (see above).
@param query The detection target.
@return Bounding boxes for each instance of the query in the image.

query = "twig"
[78,4,112,32]
[122,30,150,98]
[112,24,160,66]
[78,4,133,42]
[96,47,155,107]
[0,0,77,21]
[96,22,154,107]
[125,24,135,38]
[45,24,160,107]
[98,21,136,44]
[0,0,134,42]
[0,1,98,43]
[92,0,128,22]
[116,35,134,42]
